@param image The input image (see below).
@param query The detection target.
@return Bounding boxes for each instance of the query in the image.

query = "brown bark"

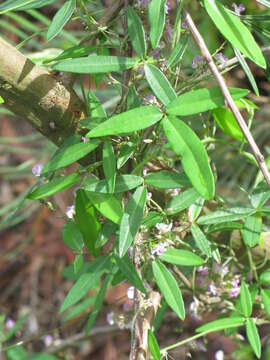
[0,36,86,146]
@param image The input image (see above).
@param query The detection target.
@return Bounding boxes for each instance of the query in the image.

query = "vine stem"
[183,10,270,187]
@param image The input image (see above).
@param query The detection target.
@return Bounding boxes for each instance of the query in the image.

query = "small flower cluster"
[232,3,245,15]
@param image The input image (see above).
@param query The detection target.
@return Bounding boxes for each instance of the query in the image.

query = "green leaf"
[241,215,262,248]
[86,192,123,224]
[148,329,161,360]
[160,248,204,266]
[250,182,270,209]
[144,64,177,106]
[117,142,135,169]
[60,256,109,313]
[163,116,215,199]
[246,318,261,359]
[115,255,146,293]
[85,273,113,333]
[6,346,27,360]
[87,106,162,138]
[142,211,163,228]
[261,289,270,317]
[213,107,244,142]
[62,220,84,252]
[206,221,243,234]
[152,259,185,320]
[127,5,146,57]
[0,96,4,104]
[74,253,83,274]
[83,175,143,194]
[188,196,205,222]
[103,141,116,193]
[167,33,189,68]
[148,0,166,49]
[198,207,255,225]
[96,221,117,248]
[190,224,212,257]
[240,282,252,317]
[75,189,101,254]
[145,170,190,189]
[0,0,35,13]
[260,269,270,285]
[44,44,97,64]
[119,186,147,257]
[166,188,201,215]
[42,140,100,174]
[46,0,75,41]
[28,173,80,200]
[88,90,107,119]
[203,0,266,68]
[166,87,249,116]
[196,317,245,333]
[234,48,259,96]
[53,55,138,74]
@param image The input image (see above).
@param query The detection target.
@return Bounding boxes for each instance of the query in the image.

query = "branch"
[0,36,86,146]
[184,10,270,187]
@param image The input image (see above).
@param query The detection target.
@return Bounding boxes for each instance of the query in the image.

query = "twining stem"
[183,10,270,187]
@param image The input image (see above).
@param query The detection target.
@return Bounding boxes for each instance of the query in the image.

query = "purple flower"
[215,52,228,64]
[189,297,200,319]
[123,303,131,312]
[232,3,245,15]
[153,48,161,59]
[43,335,53,347]
[152,241,168,256]
[65,205,75,219]
[192,55,205,69]
[143,94,158,105]
[198,266,208,276]
[166,20,172,41]
[5,318,15,329]
[209,283,217,295]
[230,277,240,298]
[32,163,43,177]
[81,136,87,143]
[165,1,171,14]
[106,311,115,325]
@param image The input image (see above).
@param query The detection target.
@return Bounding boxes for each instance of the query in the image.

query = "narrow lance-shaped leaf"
[87,106,163,138]
[203,0,266,68]
[115,255,146,293]
[53,55,138,74]
[127,5,146,57]
[213,107,244,142]
[149,0,166,49]
[196,317,245,333]
[260,268,270,285]
[145,170,190,189]
[60,255,110,313]
[159,248,204,266]
[42,139,100,174]
[166,87,249,116]
[27,173,80,200]
[167,34,189,68]
[198,207,255,225]
[148,329,161,360]
[190,224,212,258]
[103,141,116,193]
[166,188,201,215]
[76,190,101,255]
[234,47,259,96]
[85,273,114,333]
[86,192,123,225]
[119,186,147,257]
[0,0,35,13]
[163,116,215,199]
[241,215,262,248]
[152,259,185,320]
[240,281,252,317]
[46,0,76,42]
[261,289,270,317]
[82,175,143,194]
[144,64,177,106]
[246,318,261,359]
[62,220,84,252]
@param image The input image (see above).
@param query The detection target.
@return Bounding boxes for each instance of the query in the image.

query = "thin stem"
[183,10,270,187]
[247,247,259,282]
